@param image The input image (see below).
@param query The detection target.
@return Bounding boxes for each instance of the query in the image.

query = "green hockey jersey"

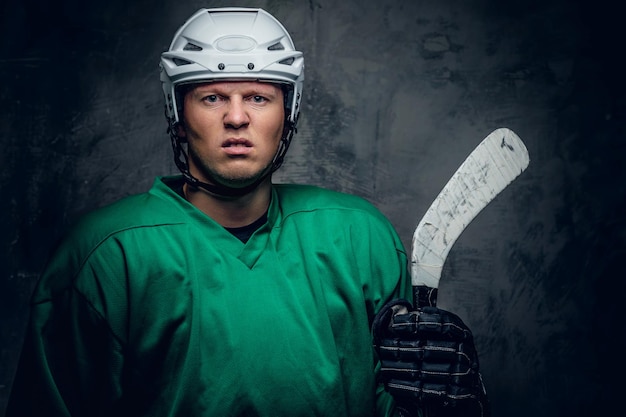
[7,176,411,417]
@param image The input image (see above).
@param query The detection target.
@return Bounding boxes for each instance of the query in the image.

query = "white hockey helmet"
[160,7,304,127]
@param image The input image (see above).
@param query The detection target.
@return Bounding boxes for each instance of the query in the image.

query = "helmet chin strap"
[168,119,296,198]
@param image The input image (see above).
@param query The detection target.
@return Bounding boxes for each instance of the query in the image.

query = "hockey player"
[7,8,487,417]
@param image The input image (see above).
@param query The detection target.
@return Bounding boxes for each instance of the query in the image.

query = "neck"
[183,177,272,228]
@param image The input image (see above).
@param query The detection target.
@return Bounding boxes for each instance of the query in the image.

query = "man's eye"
[251,95,267,103]
[203,95,219,103]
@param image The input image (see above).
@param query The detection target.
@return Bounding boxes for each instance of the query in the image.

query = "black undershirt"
[169,178,268,243]
[224,213,268,243]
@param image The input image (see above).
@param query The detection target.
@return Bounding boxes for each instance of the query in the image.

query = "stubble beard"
[187,146,274,190]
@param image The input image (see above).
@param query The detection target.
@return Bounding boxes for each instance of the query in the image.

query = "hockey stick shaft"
[411,128,530,308]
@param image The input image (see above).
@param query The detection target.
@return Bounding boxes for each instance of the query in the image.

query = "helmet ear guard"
[272,107,299,172]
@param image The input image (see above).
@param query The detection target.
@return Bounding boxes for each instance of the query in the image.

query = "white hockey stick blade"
[411,128,530,293]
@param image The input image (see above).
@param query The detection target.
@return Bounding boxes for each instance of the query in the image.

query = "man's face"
[179,81,285,190]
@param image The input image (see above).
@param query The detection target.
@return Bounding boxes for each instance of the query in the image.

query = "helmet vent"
[268,42,285,51]
[183,43,203,51]
[173,58,192,66]
[279,57,295,65]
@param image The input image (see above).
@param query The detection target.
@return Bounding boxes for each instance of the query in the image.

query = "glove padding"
[372,299,489,417]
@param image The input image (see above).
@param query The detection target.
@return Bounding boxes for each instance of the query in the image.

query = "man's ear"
[175,121,187,138]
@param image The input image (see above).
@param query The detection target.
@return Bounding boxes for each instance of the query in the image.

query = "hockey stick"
[411,127,529,308]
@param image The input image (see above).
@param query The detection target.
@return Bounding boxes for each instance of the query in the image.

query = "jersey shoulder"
[273,183,389,222]
[53,178,189,268]
[35,178,189,300]
[72,181,185,239]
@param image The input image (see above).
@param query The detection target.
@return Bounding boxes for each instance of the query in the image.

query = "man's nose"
[223,98,250,128]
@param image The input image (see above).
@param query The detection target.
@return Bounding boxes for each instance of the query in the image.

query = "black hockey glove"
[372,299,489,417]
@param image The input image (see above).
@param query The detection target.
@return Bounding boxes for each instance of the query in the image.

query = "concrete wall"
[1,0,624,415]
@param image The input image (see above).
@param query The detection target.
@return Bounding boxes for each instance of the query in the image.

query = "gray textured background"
[1,0,624,416]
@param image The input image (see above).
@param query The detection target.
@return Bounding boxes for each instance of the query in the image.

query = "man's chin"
[206,168,271,190]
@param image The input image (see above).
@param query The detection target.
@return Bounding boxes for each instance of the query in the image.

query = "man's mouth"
[222,138,253,155]
[222,138,252,148]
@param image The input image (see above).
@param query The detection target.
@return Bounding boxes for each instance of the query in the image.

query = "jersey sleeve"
[348,208,412,417]
[6,237,127,416]
[352,207,411,323]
